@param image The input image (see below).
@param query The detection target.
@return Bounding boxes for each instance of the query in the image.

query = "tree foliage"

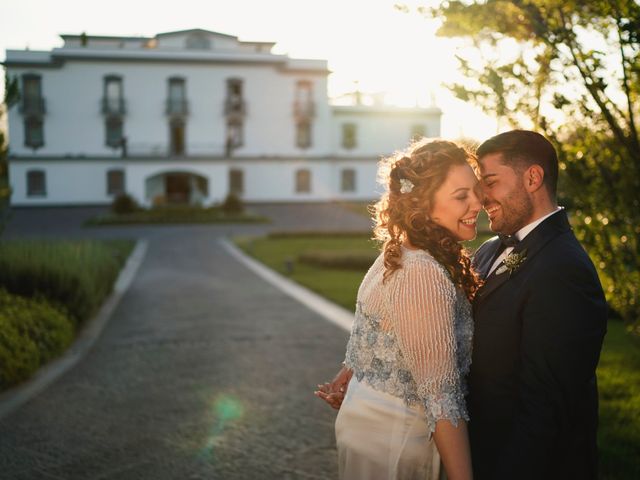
[419,0,640,329]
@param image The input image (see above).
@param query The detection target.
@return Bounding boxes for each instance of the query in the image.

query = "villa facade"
[4,29,441,206]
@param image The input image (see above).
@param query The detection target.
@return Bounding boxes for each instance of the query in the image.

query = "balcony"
[293,100,315,119]
[101,97,126,116]
[165,98,189,117]
[19,97,46,116]
[224,97,247,118]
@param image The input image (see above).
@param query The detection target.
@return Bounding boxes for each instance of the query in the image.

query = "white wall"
[235,159,380,202]
[8,158,381,206]
[6,61,332,158]
[331,107,442,157]
[10,160,126,205]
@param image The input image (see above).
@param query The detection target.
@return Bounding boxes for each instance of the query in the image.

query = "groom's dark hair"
[476,130,558,199]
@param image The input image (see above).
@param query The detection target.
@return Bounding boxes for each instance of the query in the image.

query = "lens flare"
[199,394,245,461]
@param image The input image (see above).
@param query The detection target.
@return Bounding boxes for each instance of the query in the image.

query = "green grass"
[597,320,640,479]
[234,233,491,311]
[235,234,378,310]
[235,232,639,479]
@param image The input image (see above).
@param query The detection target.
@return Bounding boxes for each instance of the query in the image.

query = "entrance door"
[165,174,191,203]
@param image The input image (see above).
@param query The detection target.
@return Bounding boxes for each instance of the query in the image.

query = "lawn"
[234,232,639,480]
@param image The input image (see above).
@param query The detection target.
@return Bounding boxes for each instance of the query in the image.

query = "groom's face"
[478,152,534,235]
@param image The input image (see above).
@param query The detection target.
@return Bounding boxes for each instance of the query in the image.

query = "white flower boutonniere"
[399,178,414,194]
[496,248,528,276]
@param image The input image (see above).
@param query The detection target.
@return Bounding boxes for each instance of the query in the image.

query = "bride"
[316,139,482,480]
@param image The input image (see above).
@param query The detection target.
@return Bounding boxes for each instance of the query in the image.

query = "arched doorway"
[145,171,208,205]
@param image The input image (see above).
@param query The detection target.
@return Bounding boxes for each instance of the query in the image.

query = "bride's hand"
[314,366,353,409]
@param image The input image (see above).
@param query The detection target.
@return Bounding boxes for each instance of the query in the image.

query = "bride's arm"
[390,258,472,480]
[433,419,472,480]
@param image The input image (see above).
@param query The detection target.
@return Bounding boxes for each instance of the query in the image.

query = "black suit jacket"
[469,210,607,480]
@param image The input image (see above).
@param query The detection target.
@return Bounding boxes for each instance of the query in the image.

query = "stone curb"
[0,239,149,421]
[219,238,354,332]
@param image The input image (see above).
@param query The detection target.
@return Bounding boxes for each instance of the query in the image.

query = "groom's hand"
[314,366,352,410]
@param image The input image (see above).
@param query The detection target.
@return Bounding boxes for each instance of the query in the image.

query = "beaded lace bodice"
[344,247,473,434]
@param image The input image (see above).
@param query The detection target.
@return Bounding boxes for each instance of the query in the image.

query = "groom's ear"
[524,164,545,193]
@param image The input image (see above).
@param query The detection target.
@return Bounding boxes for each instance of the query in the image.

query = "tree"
[0,72,19,235]
[415,0,640,330]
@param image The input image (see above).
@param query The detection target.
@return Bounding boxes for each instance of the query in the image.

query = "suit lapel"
[475,210,572,304]
[473,236,502,280]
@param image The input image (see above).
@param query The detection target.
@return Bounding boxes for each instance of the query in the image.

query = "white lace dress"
[335,247,473,480]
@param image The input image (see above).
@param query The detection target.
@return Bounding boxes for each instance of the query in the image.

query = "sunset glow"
[0,0,499,139]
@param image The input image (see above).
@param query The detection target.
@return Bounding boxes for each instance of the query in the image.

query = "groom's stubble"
[486,173,534,235]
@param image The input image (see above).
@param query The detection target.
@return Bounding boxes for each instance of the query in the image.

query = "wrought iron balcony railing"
[293,100,315,119]
[224,97,247,116]
[19,97,46,116]
[165,98,189,116]
[101,97,127,116]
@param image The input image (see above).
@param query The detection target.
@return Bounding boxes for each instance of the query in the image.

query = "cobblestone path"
[0,227,349,479]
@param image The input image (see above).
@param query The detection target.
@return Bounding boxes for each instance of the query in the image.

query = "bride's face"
[429,163,482,241]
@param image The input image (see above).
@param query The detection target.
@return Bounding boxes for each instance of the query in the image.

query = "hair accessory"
[399,178,414,194]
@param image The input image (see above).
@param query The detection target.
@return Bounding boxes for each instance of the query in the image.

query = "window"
[342,123,357,149]
[341,169,356,192]
[294,80,314,118]
[107,169,125,195]
[295,80,313,103]
[227,78,243,98]
[169,119,186,156]
[225,78,245,115]
[103,76,124,115]
[105,117,123,148]
[167,77,187,115]
[295,169,311,193]
[411,124,426,140]
[27,170,46,197]
[296,121,312,149]
[21,74,45,116]
[229,169,244,195]
[24,117,44,149]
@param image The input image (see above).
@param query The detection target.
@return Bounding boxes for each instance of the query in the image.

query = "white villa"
[3,29,441,206]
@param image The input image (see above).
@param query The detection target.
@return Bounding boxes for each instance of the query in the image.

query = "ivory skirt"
[335,377,444,480]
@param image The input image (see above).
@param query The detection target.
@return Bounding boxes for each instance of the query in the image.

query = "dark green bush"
[0,240,130,324]
[87,204,267,225]
[298,250,378,270]
[0,289,73,389]
[221,193,244,214]
[111,193,139,214]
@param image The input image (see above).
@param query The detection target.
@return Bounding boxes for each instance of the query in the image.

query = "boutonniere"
[495,248,528,276]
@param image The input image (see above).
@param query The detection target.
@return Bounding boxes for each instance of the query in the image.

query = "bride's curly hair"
[372,139,482,301]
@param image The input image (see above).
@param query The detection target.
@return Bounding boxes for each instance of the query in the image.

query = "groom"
[469,130,607,479]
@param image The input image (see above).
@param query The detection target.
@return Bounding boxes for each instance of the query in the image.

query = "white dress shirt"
[487,207,563,276]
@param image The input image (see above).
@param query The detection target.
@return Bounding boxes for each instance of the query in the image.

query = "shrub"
[221,193,244,214]
[111,193,139,214]
[298,250,378,270]
[0,240,130,324]
[0,289,74,389]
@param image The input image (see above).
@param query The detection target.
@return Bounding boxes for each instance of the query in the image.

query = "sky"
[0,0,499,140]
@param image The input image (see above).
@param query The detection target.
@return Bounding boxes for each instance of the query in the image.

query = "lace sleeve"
[389,255,469,433]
